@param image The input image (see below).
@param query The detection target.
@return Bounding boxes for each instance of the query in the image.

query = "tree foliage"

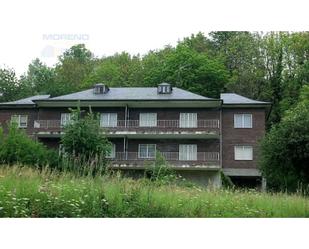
[0,67,22,102]
[60,106,111,159]
[53,44,95,96]
[20,58,55,95]
[259,85,309,192]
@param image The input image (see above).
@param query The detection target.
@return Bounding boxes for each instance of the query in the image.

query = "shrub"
[60,106,111,174]
[145,152,177,183]
[221,171,235,189]
[0,123,55,167]
[61,106,111,158]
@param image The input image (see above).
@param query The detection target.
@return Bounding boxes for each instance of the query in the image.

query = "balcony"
[33,119,220,138]
[109,152,220,170]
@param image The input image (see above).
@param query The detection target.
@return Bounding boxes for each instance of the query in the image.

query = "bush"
[61,106,111,158]
[60,106,111,174]
[259,85,309,192]
[145,152,177,183]
[0,123,55,167]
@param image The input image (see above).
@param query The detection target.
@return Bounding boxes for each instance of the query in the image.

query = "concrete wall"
[117,168,221,188]
[178,170,221,188]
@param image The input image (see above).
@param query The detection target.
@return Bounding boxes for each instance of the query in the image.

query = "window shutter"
[139,113,157,127]
[191,144,197,160]
[179,144,185,160]
[110,113,117,127]
[234,114,242,128]
[11,115,19,125]
[19,115,28,127]
[107,144,116,158]
[179,113,186,128]
[180,113,197,128]
[179,144,197,161]
[61,113,71,126]
[191,113,197,128]
[244,114,252,128]
[235,146,253,160]
[101,113,117,127]
[138,144,156,158]
[234,114,252,128]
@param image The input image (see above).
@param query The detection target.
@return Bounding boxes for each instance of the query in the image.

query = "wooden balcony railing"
[110,152,220,162]
[33,119,220,130]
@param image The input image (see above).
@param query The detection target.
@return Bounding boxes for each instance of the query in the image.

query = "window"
[139,113,157,127]
[179,113,197,128]
[11,115,28,128]
[234,114,252,128]
[179,144,197,161]
[158,83,172,94]
[138,144,156,159]
[100,113,117,127]
[106,143,116,159]
[61,113,72,127]
[234,146,253,160]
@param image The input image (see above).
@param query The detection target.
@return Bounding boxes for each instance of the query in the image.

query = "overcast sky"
[1,0,308,76]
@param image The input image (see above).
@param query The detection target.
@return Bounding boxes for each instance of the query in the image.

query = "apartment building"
[0,83,271,188]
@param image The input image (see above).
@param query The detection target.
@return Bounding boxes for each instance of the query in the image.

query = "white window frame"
[179,113,197,128]
[100,113,118,127]
[11,115,28,128]
[179,144,197,161]
[139,113,157,127]
[60,113,72,127]
[138,144,156,159]
[106,143,116,159]
[234,114,252,128]
[234,146,253,160]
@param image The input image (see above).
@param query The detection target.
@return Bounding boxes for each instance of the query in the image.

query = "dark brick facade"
[221,108,266,169]
[0,106,267,172]
[0,109,38,136]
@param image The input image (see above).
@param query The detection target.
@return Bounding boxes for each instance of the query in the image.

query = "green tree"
[145,152,176,182]
[20,58,55,95]
[143,45,228,98]
[54,44,95,95]
[259,85,309,192]
[179,32,212,53]
[0,67,21,102]
[60,107,111,159]
[84,52,144,88]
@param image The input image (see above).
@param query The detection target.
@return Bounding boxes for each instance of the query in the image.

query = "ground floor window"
[179,144,197,161]
[138,144,156,159]
[234,146,253,160]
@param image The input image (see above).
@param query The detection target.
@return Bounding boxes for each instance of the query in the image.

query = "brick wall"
[221,108,266,169]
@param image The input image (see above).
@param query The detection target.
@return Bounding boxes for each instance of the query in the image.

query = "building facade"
[0,83,270,188]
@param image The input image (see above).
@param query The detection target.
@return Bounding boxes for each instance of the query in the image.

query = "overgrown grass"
[0,165,308,217]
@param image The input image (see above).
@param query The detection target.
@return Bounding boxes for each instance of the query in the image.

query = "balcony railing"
[110,152,220,162]
[33,119,220,130]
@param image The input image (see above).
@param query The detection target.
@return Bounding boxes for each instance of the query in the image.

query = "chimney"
[157,83,172,94]
[93,83,109,94]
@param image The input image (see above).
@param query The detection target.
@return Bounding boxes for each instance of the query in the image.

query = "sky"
[1,0,308,76]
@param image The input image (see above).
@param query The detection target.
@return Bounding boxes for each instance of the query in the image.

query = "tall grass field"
[0,165,308,217]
